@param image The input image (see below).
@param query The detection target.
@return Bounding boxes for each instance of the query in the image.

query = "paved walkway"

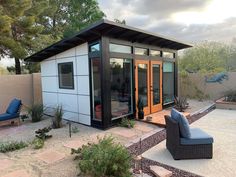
[142,109,236,177]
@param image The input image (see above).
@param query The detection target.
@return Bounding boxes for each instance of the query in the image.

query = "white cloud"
[98,0,236,43]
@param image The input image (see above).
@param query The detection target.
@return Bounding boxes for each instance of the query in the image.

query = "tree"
[0,0,55,74]
[39,0,105,39]
[179,41,236,74]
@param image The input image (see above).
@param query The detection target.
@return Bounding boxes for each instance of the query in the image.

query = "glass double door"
[135,60,162,115]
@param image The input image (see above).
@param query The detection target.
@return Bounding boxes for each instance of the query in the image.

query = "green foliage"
[32,137,44,149]
[39,0,106,38]
[0,141,28,153]
[119,117,135,128]
[179,41,236,74]
[52,105,63,129]
[224,90,236,102]
[0,66,9,75]
[0,0,55,74]
[35,127,52,140]
[174,96,189,112]
[72,136,132,177]
[27,103,44,122]
[72,126,79,134]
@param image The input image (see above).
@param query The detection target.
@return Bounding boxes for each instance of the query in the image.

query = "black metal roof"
[25,19,192,62]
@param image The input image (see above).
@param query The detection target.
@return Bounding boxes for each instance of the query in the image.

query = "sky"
[98,0,236,44]
[1,0,236,67]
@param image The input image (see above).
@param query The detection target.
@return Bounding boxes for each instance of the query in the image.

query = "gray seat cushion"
[181,128,214,145]
[171,108,191,138]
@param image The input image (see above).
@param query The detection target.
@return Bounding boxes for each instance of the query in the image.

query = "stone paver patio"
[143,109,236,177]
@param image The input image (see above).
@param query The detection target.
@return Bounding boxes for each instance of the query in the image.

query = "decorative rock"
[150,166,172,177]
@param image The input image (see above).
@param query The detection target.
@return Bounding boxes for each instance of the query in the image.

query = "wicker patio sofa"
[165,114,213,160]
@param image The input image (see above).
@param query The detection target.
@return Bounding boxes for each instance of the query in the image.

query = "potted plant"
[137,98,144,119]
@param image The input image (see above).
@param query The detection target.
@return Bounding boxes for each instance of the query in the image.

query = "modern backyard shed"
[25,19,191,129]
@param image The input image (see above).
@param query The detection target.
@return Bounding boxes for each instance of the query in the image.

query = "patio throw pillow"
[171,108,191,138]
[6,99,22,114]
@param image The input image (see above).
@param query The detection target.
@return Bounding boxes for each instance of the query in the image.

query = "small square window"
[58,62,74,89]
[90,43,100,52]
[134,47,148,55]
[150,49,161,57]
[163,51,174,58]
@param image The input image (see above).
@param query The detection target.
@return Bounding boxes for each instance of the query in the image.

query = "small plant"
[137,98,144,119]
[71,136,132,177]
[174,96,189,112]
[35,126,52,140]
[32,138,44,149]
[119,117,135,128]
[33,127,52,149]
[0,141,28,153]
[52,105,64,129]
[224,90,236,102]
[27,103,45,122]
[72,126,79,133]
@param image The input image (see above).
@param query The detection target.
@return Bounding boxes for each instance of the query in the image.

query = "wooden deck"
[138,109,190,127]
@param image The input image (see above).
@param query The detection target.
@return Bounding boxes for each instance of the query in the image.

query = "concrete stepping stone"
[1,170,30,177]
[0,159,14,171]
[134,124,154,132]
[109,127,136,138]
[35,150,65,164]
[150,166,172,177]
[63,140,86,149]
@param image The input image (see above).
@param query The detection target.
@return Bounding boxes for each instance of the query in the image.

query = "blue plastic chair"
[0,99,22,126]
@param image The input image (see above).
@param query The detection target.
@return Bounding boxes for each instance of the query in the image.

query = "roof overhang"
[25,19,192,62]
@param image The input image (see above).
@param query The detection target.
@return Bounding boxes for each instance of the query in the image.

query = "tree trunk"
[15,58,21,74]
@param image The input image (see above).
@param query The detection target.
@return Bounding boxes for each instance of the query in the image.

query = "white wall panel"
[42,92,58,108]
[75,43,88,56]
[56,48,76,59]
[41,60,57,77]
[58,93,78,113]
[76,55,89,75]
[77,76,90,95]
[79,114,91,125]
[41,77,57,92]
[63,111,79,122]
[78,95,90,115]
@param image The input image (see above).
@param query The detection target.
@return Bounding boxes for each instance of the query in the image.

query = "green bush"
[27,103,45,122]
[32,138,44,149]
[52,105,63,128]
[0,141,28,153]
[72,136,132,177]
[119,117,135,128]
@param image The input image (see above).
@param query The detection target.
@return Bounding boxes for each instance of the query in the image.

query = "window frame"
[58,62,74,90]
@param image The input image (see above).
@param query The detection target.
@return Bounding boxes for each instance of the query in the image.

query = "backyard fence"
[179,72,236,101]
[0,73,42,113]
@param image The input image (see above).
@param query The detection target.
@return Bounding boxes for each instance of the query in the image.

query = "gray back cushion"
[171,108,191,138]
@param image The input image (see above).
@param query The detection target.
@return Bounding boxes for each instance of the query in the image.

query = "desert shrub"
[27,103,45,122]
[0,141,28,153]
[72,126,79,133]
[35,127,52,140]
[32,138,44,149]
[52,105,63,128]
[72,136,132,177]
[174,96,189,112]
[224,90,236,102]
[32,127,52,149]
[119,117,135,128]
